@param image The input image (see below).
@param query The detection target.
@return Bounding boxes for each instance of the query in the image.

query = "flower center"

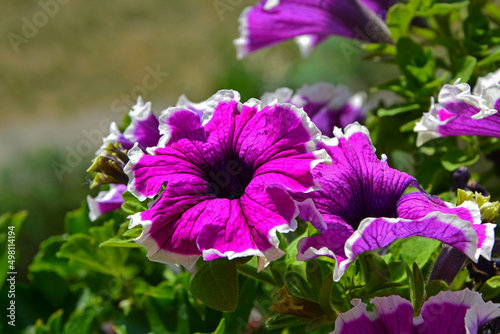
[342,196,399,230]
[205,155,254,200]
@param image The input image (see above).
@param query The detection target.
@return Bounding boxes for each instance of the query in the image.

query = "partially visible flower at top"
[294,123,496,281]
[415,69,500,146]
[261,82,366,136]
[331,289,500,334]
[234,0,396,58]
[87,97,161,221]
[125,90,330,269]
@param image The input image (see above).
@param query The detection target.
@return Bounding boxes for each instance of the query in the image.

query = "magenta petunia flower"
[87,97,161,221]
[234,0,396,58]
[98,96,161,153]
[331,289,500,334]
[124,90,330,269]
[415,69,500,146]
[87,184,128,221]
[295,123,495,280]
[331,289,500,333]
[261,83,366,136]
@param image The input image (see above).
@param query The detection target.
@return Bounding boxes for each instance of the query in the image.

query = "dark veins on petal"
[204,153,254,200]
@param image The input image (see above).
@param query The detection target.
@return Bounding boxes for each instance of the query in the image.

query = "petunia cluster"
[85,80,500,331]
[85,88,497,283]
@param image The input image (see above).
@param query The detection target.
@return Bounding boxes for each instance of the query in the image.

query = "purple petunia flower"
[331,289,500,333]
[261,83,366,136]
[234,0,396,58]
[415,69,500,146]
[295,123,495,280]
[98,96,161,153]
[87,97,161,221]
[124,90,330,269]
[87,184,128,221]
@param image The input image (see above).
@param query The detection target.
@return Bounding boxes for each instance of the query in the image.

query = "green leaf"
[306,260,323,299]
[31,309,64,334]
[425,280,449,298]
[441,149,480,171]
[387,4,415,42]
[363,43,396,55]
[63,298,100,334]
[121,191,148,215]
[400,119,419,133]
[391,150,415,175]
[305,317,326,332]
[29,235,81,280]
[477,48,500,67]
[284,271,316,301]
[406,262,425,316]
[359,252,392,293]
[57,220,129,276]
[266,314,307,329]
[47,309,64,334]
[417,1,469,17]
[282,228,309,269]
[134,280,176,301]
[396,38,436,87]
[224,277,258,332]
[100,224,143,248]
[389,237,441,272]
[64,201,93,235]
[479,276,500,300]
[377,103,421,117]
[195,318,226,334]
[189,258,239,312]
[100,237,142,248]
[451,55,477,83]
[484,2,500,25]
[318,275,335,314]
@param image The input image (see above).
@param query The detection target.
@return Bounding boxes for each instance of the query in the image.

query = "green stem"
[270,263,285,287]
[237,264,277,287]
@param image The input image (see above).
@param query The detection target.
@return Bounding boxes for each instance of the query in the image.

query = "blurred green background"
[0,0,396,281]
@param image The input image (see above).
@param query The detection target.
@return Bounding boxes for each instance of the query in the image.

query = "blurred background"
[1,0,397,280]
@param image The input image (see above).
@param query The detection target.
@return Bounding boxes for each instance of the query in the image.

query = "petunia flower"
[98,96,161,153]
[331,289,500,333]
[87,184,128,221]
[295,123,495,281]
[124,90,330,269]
[234,0,395,58]
[261,82,366,136]
[415,69,500,146]
[87,97,161,221]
